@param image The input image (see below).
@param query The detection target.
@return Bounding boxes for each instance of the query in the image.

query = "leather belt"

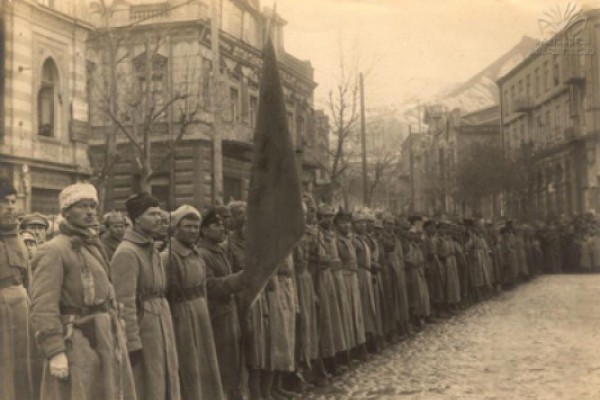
[0,275,22,289]
[168,286,205,303]
[61,302,110,316]
[140,291,166,302]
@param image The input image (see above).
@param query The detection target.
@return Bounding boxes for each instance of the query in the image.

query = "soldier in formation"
[5,180,599,400]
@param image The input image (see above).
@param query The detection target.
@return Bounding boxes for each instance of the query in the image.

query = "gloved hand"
[49,352,69,380]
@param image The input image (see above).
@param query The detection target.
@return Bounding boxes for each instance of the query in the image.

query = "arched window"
[38,58,59,137]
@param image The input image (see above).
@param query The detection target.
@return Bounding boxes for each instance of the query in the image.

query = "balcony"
[563,60,585,84]
[514,97,533,113]
[564,126,581,141]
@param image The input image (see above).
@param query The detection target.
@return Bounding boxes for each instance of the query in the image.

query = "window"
[503,90,509,116]
[38,58,59,137]
[243,14,260,47]
[534,68,540,97]
[553,56,560,86]
[510,86,515,112]
[287,112,295,144]
[543,62,549,92]
[526,74,531,98]
[545,110,551,145]
[224,176,242,203]
[555,105,561,141]
[151,175,171,210]
[223,1,243,38]
[249,95,258,127]
[134,52,168,118]
[31,188,61,214]
[520,122,525,145]
[518,80,523,98]
[229,87,240,123]
[296,115,305,146]
[201,58,212,109]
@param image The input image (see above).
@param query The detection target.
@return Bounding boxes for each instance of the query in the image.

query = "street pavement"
[304,275,600,399]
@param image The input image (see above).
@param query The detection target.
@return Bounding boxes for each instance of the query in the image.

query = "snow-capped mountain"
[402,36,539,126]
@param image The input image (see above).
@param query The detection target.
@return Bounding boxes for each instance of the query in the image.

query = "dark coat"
[1,232,34,400]
[111,228,180,400]
[197,237,245,397]
[30,225,135,400]
[161,238,225,400]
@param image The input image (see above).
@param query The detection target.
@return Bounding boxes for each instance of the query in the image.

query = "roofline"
[497,9,600,85]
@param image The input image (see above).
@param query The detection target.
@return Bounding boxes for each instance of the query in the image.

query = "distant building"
[404,105,501,218]
[497,8,600,218]
[86,0,328,211]
[1,0,93,214]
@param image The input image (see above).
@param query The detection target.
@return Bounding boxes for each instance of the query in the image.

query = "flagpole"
[211,0,223,205]
[360,73,368,206]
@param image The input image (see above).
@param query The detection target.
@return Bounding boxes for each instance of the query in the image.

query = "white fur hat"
[170,204,201,229]
[59,183,98,211]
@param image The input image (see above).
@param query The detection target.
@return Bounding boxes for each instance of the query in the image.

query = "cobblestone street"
[305,275,600,400]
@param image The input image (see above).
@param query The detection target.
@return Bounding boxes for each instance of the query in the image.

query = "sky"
[275,0,595,112]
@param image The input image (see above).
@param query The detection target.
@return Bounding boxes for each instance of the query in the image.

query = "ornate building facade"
[1,0,92,214]
[498,9,600,218]
[86,0,328,211]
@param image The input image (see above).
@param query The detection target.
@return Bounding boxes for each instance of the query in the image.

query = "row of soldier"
[2,176,552,400]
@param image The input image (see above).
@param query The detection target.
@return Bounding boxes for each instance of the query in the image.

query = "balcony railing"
[514,97,533,113]
[563,57,585,84]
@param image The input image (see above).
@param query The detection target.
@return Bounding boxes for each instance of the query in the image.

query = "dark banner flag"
[241,38,305,315]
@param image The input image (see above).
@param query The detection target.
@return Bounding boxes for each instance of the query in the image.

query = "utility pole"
[409,124,415,213]
[211,0,223,205]
[359,73,368,206]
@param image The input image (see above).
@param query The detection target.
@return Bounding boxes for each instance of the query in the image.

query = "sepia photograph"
[1,0,600,399]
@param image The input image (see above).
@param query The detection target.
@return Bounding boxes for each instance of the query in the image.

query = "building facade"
[402,105,501,218]
[86,0,328,211]
[1,0,93,214]
[498,9,600,219]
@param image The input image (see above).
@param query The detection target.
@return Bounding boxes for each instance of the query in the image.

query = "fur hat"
[317,203,335,216]
[0,177,17,199]
[102,211,126,227]
[125,192,160,222]
[59,183,98,211]
[170,205,201,229]
[201,208,223,231]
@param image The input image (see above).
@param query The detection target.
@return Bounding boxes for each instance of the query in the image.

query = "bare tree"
[363,108,404,207]
[319,41,363,207]
[87,0,201,211]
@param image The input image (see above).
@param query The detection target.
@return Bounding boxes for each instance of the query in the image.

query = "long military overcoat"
[111,228,180,400]
[161,238,225,400]
[31,224,136,400]
[197,237,245,398]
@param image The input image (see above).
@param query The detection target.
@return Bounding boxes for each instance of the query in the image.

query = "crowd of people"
[1,176,599,400]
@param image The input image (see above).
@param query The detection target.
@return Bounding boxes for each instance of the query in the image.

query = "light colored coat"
[31,226,135,400]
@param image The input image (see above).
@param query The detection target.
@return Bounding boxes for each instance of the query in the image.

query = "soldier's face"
[175,217,200,245]
[134,207,164,236]
[64,199,98,228]
[336,219,351,235]
[353,220,366,234]
[0,194,18,226]
[108,222,125,240]
[26,224,47,243]
[318,214,333,229]
[203,220,225,244]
